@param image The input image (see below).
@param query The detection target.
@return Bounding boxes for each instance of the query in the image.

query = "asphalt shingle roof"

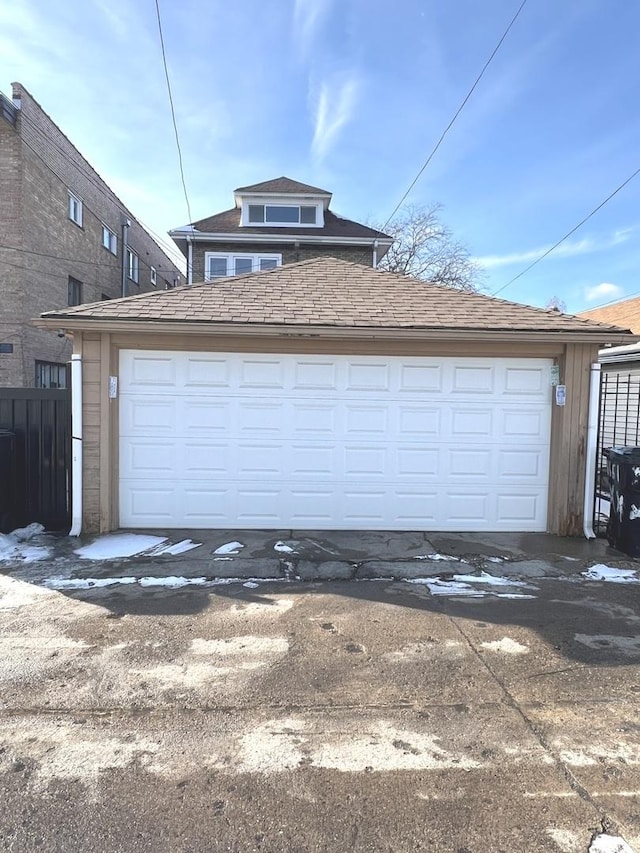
[579,296,640,334]
[188,208,389,240]
[233,177,331,195]
[41,258,633,338]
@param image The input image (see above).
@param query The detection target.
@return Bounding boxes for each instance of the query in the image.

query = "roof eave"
[168,230,393,247]
[33,316,637,345]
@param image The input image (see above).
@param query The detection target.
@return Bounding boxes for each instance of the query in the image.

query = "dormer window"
[246,204,317,226]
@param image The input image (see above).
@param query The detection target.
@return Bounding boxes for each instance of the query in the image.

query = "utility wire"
[380,0,529,233]
[154,0,194,235]
[491,164,640,296]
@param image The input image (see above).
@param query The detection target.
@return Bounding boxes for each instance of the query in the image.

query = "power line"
[0,241,179,276]
[154,0,194,233]
[491,164,640,296]
[380,0,529,233]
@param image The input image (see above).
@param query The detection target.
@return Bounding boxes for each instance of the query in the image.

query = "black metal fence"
[594,370,640,536]
[0,388,71,532]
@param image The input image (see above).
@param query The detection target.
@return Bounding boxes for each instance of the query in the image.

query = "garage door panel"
[119,351,552,531]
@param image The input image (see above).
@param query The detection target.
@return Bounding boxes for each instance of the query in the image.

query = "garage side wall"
[77,331,599,535]
[547,342,600,536]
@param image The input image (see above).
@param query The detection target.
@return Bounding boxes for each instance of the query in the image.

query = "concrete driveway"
[0,528,638,852]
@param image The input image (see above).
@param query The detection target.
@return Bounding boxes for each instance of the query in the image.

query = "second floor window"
[205,253,281,280]
[102,226,117,254]
[247,204,317,225]
[68,192,83,226]
[127,248,139,283]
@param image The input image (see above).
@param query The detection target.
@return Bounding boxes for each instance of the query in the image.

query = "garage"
[119,349,552,531]
[37,256,631,535]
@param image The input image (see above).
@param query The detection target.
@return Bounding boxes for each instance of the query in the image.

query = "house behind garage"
[37,257,633,536]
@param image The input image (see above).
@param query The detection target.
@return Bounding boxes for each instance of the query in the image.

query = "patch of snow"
[407,578,486,597]
[214,541,244,555]
[139,576,207,588]
[11,522,44,541]
[0,524,50,562]
[562,556,580,562]
[545,827,581,851]
[0,574,53,609]
[45,576,138,590]
[274,541,296,553]
[452,571,532,589]
[149,539,202,556]
[485,556,504,564]
[583,564,640,584]
[630,504,640,521]
[243,581,260,589]
[414,553,459,561]
[74,533,167,560]
[589,833,635,853]
[480,638,529,655]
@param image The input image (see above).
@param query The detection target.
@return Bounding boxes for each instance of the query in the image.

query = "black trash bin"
[0,429,16,533]
[606,446,640,557]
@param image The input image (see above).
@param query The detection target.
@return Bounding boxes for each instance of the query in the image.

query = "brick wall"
[0,84,183,387]
[190,241,374,283]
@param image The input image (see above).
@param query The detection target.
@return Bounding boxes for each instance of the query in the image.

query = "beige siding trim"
[99,334,111,532]
[547,343,599,535]
[80,333,102,532]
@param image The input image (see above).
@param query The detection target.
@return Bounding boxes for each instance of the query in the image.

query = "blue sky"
[2,0,639,313]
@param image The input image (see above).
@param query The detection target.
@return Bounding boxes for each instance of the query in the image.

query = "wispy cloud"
[473,228,635,270]
[311,74,359,162]
[584,282,623,303]
[292,0,332,59]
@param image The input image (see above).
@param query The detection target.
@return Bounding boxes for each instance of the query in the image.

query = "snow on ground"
[582,565,640,584]
[74,534,202,560]
[414,553,460,561]
[43,575,280,590]
[214,541,244,555]
[405,574,536,600]
[480,638,529,655]
[0,523,50,562]
[589,834,635,853]
[274,541,297,553]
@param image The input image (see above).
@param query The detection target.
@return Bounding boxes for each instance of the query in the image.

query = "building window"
[150,266,157,287]
[0,343,14,354]
[68,192,83,226]
[102,225,117,254]
[35,361,67,389]
[126,248,139,283]
[68,276,82,306]
[246,204,317,226]
[204,253,282,280]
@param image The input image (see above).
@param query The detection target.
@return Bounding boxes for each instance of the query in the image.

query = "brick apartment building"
[0,82,183,387]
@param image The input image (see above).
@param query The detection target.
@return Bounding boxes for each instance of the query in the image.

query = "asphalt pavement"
[0,528,638,852]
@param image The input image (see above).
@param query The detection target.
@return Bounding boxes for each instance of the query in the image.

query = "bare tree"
[544,295,567,313]
[376,203,481,292]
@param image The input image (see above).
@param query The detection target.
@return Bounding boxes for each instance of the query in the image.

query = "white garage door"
[119,350,552,531]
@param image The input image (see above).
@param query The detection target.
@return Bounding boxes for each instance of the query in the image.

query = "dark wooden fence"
[0,388,71,532]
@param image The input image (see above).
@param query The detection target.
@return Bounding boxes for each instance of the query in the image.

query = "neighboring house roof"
[579,295,640,334]
[37,257,634,343]
[186,208,390,241]
[234,177,331,195]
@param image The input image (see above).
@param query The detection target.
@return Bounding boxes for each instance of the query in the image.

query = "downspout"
[69,353,83,536]
[187,234,193,285]
[372,239,378,269]
[121,216,130,297]
[583,361,601,540]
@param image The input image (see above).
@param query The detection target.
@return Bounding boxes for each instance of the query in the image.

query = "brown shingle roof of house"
[188,207,390,240]
[579,296,640,334]
[39,258,634,339]
[234,177,331,195]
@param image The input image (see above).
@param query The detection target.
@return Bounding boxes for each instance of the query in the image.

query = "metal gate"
[0,388,71,532]
[594,370,640,536]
